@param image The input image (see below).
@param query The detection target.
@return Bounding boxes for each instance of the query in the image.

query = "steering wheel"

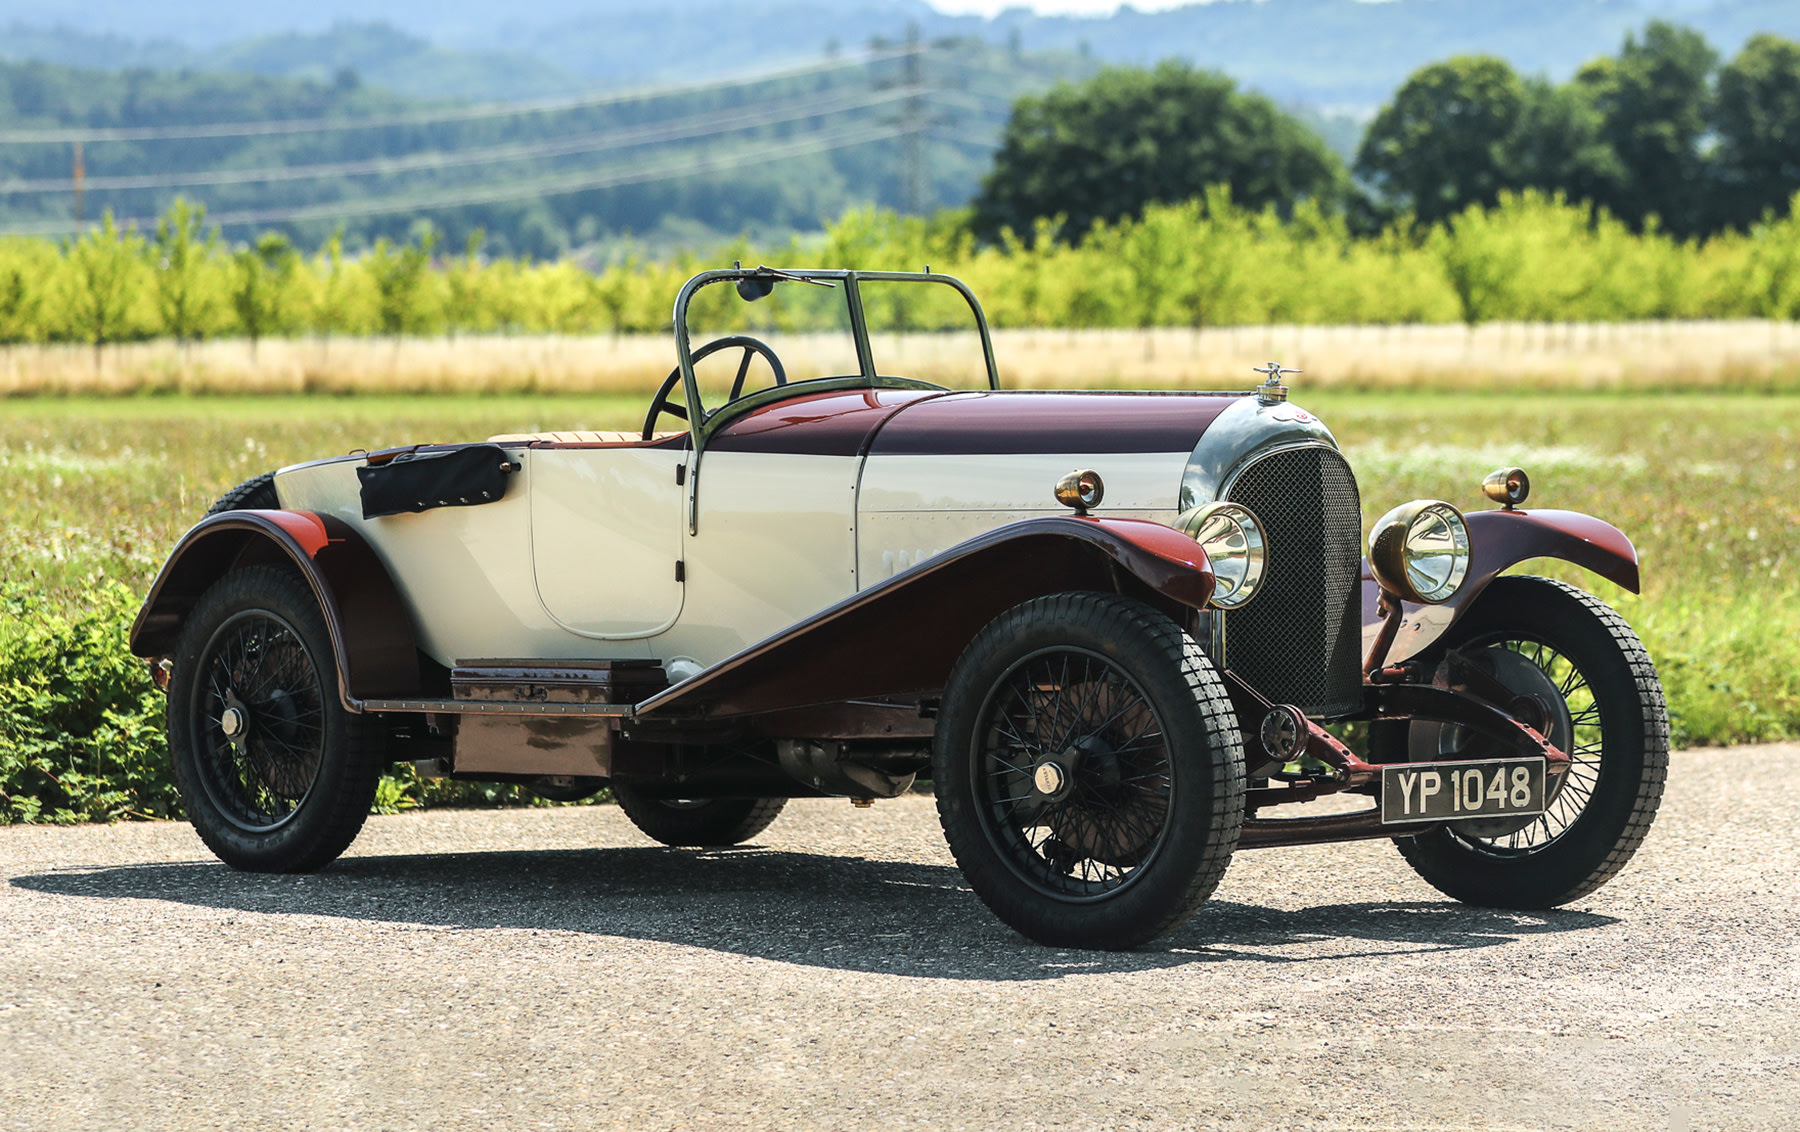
[643,335,788,441]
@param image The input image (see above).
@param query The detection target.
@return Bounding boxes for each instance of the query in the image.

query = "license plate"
[1380,757,1547,825]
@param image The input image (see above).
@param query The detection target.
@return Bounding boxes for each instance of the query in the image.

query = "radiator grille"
[1220,445,1364,717]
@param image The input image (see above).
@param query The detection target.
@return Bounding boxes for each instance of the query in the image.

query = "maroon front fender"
[637,514,1216,719]
[1366,507,1641,665]
[130,510,421,707]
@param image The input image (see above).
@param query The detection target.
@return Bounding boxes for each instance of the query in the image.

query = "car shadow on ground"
[12,845,1617,981]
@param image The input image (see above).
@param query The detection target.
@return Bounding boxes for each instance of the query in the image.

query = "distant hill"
[6,0,1794,256]
[0,42,1101,256]
[0,22,587,102]
[6,0,1800,109]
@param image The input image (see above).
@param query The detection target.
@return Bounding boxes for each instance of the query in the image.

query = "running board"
[360,698,635,718]
[361,658,666,717]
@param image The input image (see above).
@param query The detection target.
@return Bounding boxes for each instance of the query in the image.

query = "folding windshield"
[673,268,999,430]
[857,277,996,393]
[679,271,859,403]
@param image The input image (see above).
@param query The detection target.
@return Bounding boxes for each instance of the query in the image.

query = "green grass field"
[3,390,1796,752]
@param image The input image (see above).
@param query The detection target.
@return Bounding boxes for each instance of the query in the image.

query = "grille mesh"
[1220,446,1364,717]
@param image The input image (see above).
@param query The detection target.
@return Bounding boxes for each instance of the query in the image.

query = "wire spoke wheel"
[1451,636,1602,855]
[934,592,1244,950]
[1393,576,1668,909]
[167,565,384,873]
[976,648,1173,900]
[195,610,327,833]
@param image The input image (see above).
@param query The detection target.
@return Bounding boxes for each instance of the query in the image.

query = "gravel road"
[3,745,1797,1132]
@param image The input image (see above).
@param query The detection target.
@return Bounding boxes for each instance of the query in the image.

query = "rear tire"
[207,472,278,514]
[611,784,786,847]
[167,565,385,872]
[1394,576,1668,908]
[933,592,1245,950]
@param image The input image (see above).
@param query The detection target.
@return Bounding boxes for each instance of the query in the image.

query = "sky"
[928,1,1199,15]
[927,0,1713,10]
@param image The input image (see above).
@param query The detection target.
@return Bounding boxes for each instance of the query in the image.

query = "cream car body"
[272,397,1208,675]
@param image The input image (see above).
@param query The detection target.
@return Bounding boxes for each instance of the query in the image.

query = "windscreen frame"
[670,266,1000,534]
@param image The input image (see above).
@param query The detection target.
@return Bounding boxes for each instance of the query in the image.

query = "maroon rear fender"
[130,510,421,707]
[1368,507,1642,665]
[637,514,1217,719]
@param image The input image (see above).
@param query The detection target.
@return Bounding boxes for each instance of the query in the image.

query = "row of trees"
[973,23,1800,245]
[1358,24,1800,237]
[8,189,1800,346]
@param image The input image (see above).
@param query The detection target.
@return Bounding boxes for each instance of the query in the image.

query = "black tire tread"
[934,591,1244,949]
[1395,576,1668,907]
[611,784,787,847]
[206,472,279,515]
[168,565,384,872]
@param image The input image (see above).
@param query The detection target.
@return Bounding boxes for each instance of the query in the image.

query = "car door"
[668,446,859,664]
[529,444,688,638]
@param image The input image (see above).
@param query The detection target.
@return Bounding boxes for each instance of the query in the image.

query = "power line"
[4,122,906,234]
[0,87,924,194]
[928,128,1001,150]
[0,50,909,144]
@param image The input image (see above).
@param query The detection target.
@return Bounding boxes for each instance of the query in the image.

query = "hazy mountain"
[0,0,928,51]
[0,22,587,101]
[4,0,1798,110]
[0,39,1098,256]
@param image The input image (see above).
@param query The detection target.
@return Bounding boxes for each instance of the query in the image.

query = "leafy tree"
[0,263,32,345]
[1355,57,1620,228]
[232,232,299,355]
[1741,196,1800,320]
[1508,78,1624,211]
[151,198,224,343]
[445,230,491,334]
[594,244,642,339]
[1577,21,1718,235]
[309,231,375,336]
[0,239,54,345]
[1357,56,1527,227]
[1168,186,1253,331]
[1088,205,1184,355]
[62,213,150,356]
[1431,194,1532,329]
[1713,35,1800,230]
[366,229,443,336]
[971,60,1346,245]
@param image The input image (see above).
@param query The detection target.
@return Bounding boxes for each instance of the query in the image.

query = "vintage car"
[130,267,1667,950]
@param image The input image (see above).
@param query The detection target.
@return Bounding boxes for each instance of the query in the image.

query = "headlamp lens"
[1369,499,1471,605]
[1176,502,1267,609]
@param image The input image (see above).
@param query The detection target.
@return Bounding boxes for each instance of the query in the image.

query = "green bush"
[0,576,609,823]
[0,578,176,823]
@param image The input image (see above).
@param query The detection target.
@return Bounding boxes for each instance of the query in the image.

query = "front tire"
[611,784,786,847]
[933,592,1245,950]
[166,565,385,872]
[1394,576,1669,907]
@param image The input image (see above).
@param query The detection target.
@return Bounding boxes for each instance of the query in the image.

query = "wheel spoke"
[1448,632,1614,856]
[192,612,325,833]
[973,647,1174,899]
